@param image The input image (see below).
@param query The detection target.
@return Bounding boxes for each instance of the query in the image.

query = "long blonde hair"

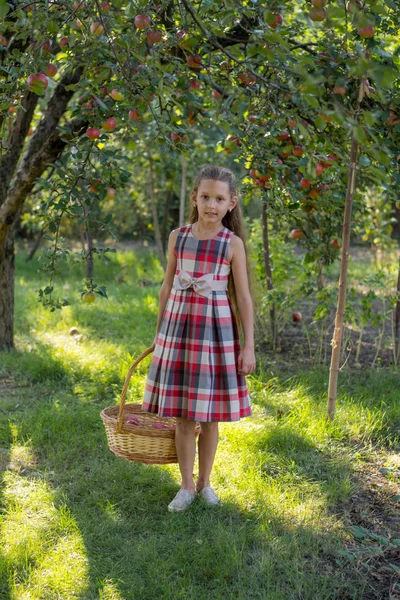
[187,165,252,335]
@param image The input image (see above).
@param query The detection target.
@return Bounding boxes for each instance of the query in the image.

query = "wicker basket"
[100,345,200,464]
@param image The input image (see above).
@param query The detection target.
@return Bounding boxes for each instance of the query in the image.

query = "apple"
[0,35,7,47]
[292,311,302,322]
[238,72,256,85]
[308,188,320,199]
[102,117,117,132]
[129,108,142,120]
[75,18,84,30]
[267,13,283,28]
[86,127,100,139]
[42,39,52,53]
[147,30,162,45]
[101,1,110,11]
[106,187,116,200]
[73,1,86,8]
[332,239,341,249]
[316,163,324,176]
[333,85,347,96]
[170,132,187,143]
[59,37,69,48]
[28,127,33,135]
[90,22,104,36]
[211,89,222,100]
[288,118,296,127]
[358,25,374,38]
[82,291,96,303]
[309,7,326,21]
[45,63,58,77]
[187,55,202,69]
[300,178,311,189]
[8,106,16,114]
[27,73,48,93]
[346,0,364,11]
[134,14,151,30]
[111,88,124,101]
[293,146,304,157]
[277,131,290,141]
[290,229,304,240]
[312,0,327,5]
[189,79,200,90]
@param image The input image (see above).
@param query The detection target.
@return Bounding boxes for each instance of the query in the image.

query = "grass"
[0,247,399,599]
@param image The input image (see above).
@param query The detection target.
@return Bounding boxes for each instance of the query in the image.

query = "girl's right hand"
[151,334,158,349]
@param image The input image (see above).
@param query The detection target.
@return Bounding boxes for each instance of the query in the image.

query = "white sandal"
[167,489,196,512]
[198,486,222,506]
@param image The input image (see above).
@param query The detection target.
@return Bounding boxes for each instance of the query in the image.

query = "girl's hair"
[187,165,252,335]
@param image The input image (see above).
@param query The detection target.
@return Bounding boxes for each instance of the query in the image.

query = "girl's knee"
[176,418,196,432]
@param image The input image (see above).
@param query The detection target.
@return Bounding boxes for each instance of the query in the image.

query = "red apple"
[0,35,7,47]
[134,14,151,30]
[358,25,374,38]
[290,228,304,240]
[45,63,58,77]
[309,7,326,21]
[186,55,202,69]
[189,79,201,90]
[73,1,86,9]
[129,108,142,120]
[8,106,16,114]
[102,117,117,132]
[90,22,104,36]
[300,178,311,189]
[277,131,290,141]
[308,188,320,199]
[86,127,100,139]
[75,18,84,30]
[212,89,222,99]
[111,89,124,101]
[27,73,48,93]
[42,39,51,53]
[106,187,116,200]
[332,85,347,96]
[312,0,327,5]
[332,239,341,249]
[293,146,304,157]
[267,13,283,28]
[170,132,187,144]
[316,163,324,176]
[59,37,69,48]
[292,311,302,322]
[100,1,110,11]
[288,118,296,127]
[147,30,162,45]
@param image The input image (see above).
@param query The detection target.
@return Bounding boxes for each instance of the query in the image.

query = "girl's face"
[193,179,237,223]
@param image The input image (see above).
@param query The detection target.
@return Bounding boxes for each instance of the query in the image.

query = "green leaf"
[303,95,320,109]
[392,495,400,502]
[0,0,10,18]
[370,65,397,89]
[47,21,59,34]
[352,125,366,143]
[359,155,370,167]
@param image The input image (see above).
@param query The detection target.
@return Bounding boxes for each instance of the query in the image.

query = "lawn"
[0,247,399,600]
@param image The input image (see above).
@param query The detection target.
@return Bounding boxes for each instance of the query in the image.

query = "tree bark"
[0,66,85,349]
[179,155,187,227]
[0,232,14,350]
[261,202,277,349]
[148,153,167,270]
[327,82,364,420]
[395,255,400,362]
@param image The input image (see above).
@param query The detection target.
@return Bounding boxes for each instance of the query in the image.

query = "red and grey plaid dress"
[141,223,252,422]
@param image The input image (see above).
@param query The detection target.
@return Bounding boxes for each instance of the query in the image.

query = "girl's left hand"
[238,347,256,376]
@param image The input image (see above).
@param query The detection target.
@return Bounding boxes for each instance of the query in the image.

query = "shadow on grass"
[0,344,375,600]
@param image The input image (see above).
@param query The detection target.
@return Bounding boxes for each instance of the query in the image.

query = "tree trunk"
[0,232,14,349]
[327,83,364,420]
[395,255,400,361]
[161,190,172,252]
[148,153,167,270]
[26,229,44,262]
[179,155,187,227]
[261,202,277,349]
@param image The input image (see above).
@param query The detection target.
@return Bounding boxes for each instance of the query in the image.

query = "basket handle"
[117,344,155,433]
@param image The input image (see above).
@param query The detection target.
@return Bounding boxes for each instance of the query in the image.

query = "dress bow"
[173,270,215,297]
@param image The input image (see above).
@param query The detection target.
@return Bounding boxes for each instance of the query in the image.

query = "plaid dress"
[141,224,252,422]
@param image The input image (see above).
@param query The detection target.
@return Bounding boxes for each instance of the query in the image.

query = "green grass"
[0,248,399,599]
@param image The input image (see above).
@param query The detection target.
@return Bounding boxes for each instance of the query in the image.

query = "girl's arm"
[152,229,179,346]
[230,235,256,375]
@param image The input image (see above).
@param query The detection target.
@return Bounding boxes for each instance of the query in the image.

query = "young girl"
[141,165,256,512]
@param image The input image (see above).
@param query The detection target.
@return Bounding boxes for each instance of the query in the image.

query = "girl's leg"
[196,422,219,491]
[175,417,197,494]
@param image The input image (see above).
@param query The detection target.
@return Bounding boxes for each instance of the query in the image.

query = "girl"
[141,165,256,512]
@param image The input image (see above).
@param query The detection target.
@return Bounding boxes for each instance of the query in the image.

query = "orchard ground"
[0,244,399,600]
